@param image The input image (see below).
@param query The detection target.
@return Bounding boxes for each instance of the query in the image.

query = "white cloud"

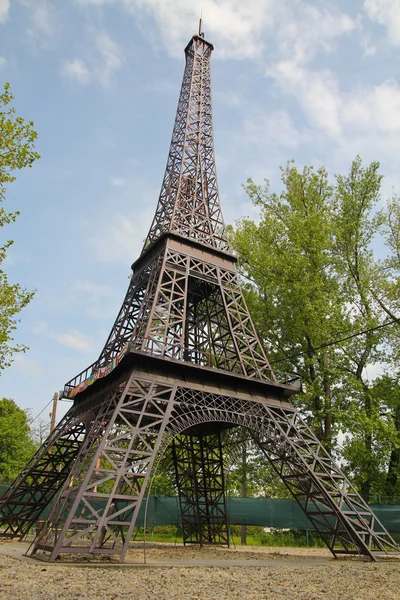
[75,0,113,4]
[361,36,378,56]
[0,56,7,69]
[0,0,9,24]
[55,329,94,353]
[32,320,94,353]
[86,173,157,262]
[121,0,279,59]
[144,79,177,95]
[244,109,301,150]
[110,177,128,187]
[61,29,123,88]
[268,59,400,145]
[267,61,342,138]
[95,29,123,86]
[264,56,400,193]
[75,0,355,63]
[18,0,56,47]
[343,80,400,134]
[62,58,91,84]
[89,211,152,262]
[13,354,40,377]
[69,280,119,318]
[275,4,356,67]
[32,320,49,336]
[214,90,245,109]
[364,0,400,45]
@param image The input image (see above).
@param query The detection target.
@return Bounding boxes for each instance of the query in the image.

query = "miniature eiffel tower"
[0,25,398,563]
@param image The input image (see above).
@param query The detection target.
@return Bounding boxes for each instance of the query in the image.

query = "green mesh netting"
[1,485,399,532]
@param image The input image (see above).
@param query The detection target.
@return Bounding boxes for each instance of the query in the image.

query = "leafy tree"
[231,163,347,453]
[230,158,399,501]
[375,194,400,329]
[331,158,387,500]
[226,443,291,500]
[148,451,177,496]
[0,82,39,369]
[0,398,36,483]
[368,197,400,500]
[29,417,50,446]
[375,375,400,498]
[342,374,400,501]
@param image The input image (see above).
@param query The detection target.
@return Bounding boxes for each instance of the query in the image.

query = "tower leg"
[172,430,229,546]
[168,387,400,560]
[30,373,176,562]
[254,405,399,561]
[0,406,91,538]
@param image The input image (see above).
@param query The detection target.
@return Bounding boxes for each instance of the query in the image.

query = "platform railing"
[61,339,302,400]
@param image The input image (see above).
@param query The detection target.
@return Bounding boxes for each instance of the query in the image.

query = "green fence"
[1,485,399,532]
[139,496,400,533]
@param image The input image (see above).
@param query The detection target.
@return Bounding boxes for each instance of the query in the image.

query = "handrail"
[61,339,302,400]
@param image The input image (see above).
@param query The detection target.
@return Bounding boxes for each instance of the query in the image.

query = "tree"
[343,374,400,500]
[331,158,388,501]
[231,162,347,453]
[364,197,400,500]
[0,82,39,370]
[230,158,398,501]
[29,417,50,447]
[224,430,290,499]
[374,375,400,498]
[0,398,36,483]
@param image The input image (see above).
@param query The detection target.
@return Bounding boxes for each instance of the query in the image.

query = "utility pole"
[49,392,58,433]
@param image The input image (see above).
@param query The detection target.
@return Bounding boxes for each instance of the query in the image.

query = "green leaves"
[233,163,346,447]
[231,157,400,501]
[0,82,39,370]
[0,398,36,483]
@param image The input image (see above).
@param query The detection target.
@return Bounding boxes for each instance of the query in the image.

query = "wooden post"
[49,392,58,433]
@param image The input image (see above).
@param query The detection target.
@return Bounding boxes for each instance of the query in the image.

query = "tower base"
[0,352,399,563]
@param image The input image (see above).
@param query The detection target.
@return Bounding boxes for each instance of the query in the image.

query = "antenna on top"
[199,13,204,38]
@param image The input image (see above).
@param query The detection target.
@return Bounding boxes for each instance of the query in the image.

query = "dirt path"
[0,542,399,599]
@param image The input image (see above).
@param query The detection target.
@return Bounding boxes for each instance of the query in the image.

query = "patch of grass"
[133,525,326,548]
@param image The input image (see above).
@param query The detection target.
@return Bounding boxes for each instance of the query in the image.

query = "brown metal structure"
[0,28,399,563]
[172,431,229,546]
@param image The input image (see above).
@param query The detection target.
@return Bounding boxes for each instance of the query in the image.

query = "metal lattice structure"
[0,27,399,563]
[172,431,229,546]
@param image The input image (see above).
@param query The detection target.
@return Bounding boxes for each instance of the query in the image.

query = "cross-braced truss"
[172,431,229,546]
[0,29,399,565]
[0,409,87,539]
[144,35,229,253]
[1,372,396,562]
[31,375,177,563]
[64,243,277,391]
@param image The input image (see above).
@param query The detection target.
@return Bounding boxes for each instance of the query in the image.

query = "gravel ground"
[1,544,400,600]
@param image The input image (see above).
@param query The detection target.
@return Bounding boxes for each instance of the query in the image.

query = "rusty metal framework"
[172,431,229,546]
[144,35,229,252]
[0,28,399,564]
[2,373,398,561]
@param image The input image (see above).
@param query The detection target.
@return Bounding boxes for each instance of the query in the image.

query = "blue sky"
[1,0,400,423]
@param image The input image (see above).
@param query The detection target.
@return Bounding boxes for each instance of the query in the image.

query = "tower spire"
[143,29,229,253]
[199,15,204,37]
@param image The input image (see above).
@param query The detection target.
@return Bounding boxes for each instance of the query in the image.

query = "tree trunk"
[360,387,373,503]
[386,407,400,496]
[322,350,333,454]
[386,448,400,495]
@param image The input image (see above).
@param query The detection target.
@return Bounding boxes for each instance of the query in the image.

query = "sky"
[1,0,400,424]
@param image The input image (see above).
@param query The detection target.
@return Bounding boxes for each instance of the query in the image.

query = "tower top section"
[143,29,231,255]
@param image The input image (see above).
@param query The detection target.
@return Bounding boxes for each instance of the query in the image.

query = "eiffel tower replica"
[0,25,399,563]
